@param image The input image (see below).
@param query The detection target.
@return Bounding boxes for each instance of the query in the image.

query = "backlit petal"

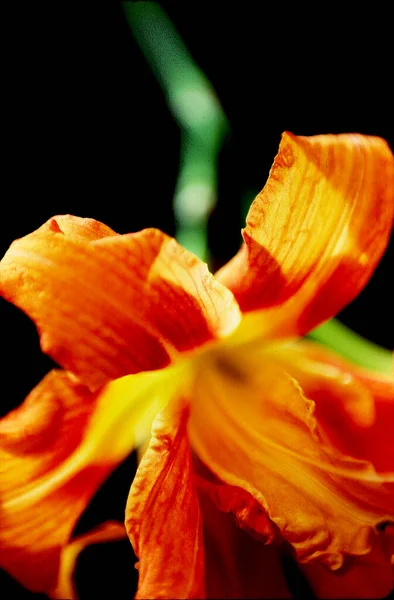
[275,341,394,473]
[0,365,178,595]
[0,216,241,390]
[189,343,394,572]
[125,400,205,600]
[217,132,394,337]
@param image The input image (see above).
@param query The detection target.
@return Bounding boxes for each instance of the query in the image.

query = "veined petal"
[0,365,179,595]
[275,341,394,473]
[217,132,394,338]
[125,400,205,600]
[189,344,394,572]
[0,216,241,390]
[270,341,394,596]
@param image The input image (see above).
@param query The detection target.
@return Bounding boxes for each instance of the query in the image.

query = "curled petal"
[217,132,394,337]
[194,463,291,599]
[194,463,276,544]
[0,365,177,595]
[125,400,205,599]
[37,213,118,241]
[276,341,394,473]
[301,541,394,599]
[0,216,241,390]
[189,343,394,572]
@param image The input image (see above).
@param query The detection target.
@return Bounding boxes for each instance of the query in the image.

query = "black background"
[1,2,393,598]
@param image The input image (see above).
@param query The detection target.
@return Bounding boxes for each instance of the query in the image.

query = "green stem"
[308,319,392,374]
[124,2,228,262]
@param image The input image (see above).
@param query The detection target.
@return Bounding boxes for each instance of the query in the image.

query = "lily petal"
[189,344,394,572]
[0,365,178,595]
[36,213,118,241]
[125,400,205,600]
[274,341,394,472]
[217,132,394,338]
[194,459,291,599]
[0,216,241,390]
[301,544,394,599]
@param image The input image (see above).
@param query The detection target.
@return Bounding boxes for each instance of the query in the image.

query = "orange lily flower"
[0,132,393,599]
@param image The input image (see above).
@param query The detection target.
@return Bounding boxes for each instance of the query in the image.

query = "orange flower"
[0,132,393,599]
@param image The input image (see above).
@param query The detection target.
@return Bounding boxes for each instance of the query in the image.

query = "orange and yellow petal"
[217,132,394,338]
[36,213,118,241]
[0,216,241,390]
[125,400,205,600]
[276,340,394,473]
[0,365,178,595]
[188,343,394,575]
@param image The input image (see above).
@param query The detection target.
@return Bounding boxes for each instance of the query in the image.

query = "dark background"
[1,2,393,598]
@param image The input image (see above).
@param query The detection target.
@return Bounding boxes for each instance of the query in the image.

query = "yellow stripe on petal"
[217,132,394,338]
[0,364,183,596]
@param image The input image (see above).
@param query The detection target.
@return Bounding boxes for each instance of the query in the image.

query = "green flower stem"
[124,1,228,262]
[308,319,392,374]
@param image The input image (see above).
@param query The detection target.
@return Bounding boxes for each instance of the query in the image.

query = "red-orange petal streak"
[125,401,205,599]
[217,132,394,337]
[0,216,241,390]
